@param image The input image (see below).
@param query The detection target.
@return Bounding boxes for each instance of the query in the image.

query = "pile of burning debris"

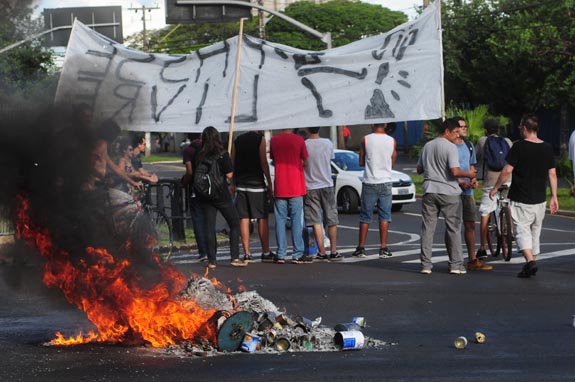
[163,277,388,357]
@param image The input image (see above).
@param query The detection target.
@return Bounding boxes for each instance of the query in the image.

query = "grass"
[142,154,181,163]
[411,175,575,211]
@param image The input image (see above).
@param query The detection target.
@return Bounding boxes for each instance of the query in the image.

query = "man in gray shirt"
[416,118,477,274]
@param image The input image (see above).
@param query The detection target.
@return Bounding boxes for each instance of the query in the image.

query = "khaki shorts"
[304,187,339,226]
[461,194,477,222]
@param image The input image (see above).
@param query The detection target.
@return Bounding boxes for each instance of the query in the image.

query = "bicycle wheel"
[486,211,501,257]
[500,207,514,262]
[148,209,173,261]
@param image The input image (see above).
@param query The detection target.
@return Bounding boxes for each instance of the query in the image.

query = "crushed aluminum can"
[264,329,277,346]
[454,336,468,349]
[257,312,277,331]
[352,317,366,328]
[475,332,486,344]
[295,315,313,330]
[274,337,291,352]
[334,330,364,350]
[241,333,262,353]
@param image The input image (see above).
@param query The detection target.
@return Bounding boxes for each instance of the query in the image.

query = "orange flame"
[16,195,226,348]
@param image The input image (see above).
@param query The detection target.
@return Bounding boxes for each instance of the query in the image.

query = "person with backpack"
[475,119,513,259]
[489,114,558,278]
[451,117,492,271]
[191,126,246,269]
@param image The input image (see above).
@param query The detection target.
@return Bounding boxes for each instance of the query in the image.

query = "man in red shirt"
[269,129,309,264]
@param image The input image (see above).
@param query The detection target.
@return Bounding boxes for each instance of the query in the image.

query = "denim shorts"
[359,182,393,223]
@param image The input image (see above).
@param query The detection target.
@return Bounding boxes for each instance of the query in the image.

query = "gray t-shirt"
[417,137,461,195]
[304,138,334,190]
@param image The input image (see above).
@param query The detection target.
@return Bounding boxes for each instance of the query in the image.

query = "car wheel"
[391,204,403,212]
[339,187,359,214]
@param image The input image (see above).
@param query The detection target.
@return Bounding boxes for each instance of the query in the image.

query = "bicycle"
[108,184,174,263]
[486,185,514,261]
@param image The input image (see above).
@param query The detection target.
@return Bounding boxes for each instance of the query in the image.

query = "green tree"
[442,0,575,114]
[145,0,406,53]
[0,0,55,105]
[265,0,407,49]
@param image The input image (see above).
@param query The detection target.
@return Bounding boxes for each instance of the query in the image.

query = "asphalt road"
[2,157,575,382]
[1,194,575,381]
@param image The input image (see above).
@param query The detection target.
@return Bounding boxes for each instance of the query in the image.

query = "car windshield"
[333,152,364,172]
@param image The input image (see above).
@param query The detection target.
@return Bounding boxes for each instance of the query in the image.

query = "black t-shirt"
[131,153,143,171]
[233,132,265,188]
[507,140,555,204]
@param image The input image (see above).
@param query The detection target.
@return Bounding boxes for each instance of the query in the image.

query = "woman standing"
[193,126,246,269]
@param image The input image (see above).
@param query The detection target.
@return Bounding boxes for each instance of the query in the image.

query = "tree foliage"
[442,0,575,114]
[265,0,407,49]
[145,0,406,53]
[0,0,55,104]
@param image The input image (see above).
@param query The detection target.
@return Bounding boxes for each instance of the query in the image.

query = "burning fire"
[16,194,229,348]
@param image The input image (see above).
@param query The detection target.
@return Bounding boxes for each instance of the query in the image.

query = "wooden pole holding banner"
[436,0,446,121]
[227,18,247,154]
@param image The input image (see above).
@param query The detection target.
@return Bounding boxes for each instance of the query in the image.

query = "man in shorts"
[231,131,274,262]
[475,119,513,259]
[352,122,396,259]
[453,117,491,271]
[303,127,341,261]
[490,114,558,278]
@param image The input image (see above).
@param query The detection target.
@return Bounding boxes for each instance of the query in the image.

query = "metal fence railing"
[0,206,15,236]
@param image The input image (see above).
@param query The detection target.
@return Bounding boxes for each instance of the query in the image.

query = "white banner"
[55,2,442,133]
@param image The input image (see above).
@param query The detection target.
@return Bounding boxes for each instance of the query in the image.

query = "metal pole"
[128,4,160,52]
[177,0,331,47]
[0,23,120,55]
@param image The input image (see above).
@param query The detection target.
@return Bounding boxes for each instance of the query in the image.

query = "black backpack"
[193,154,225,201]
[484,136,509,171]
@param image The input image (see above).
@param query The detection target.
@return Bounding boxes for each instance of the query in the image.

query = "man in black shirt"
[490,114,558,278]
[231,131,274,262]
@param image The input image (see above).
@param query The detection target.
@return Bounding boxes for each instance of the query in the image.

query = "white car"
[268,149,416,214]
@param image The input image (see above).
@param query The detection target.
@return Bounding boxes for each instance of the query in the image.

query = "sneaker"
[243,254,254,262]
[517,261,538,278]
[467,258,493,271]
[379,247,393,258]
[231,259,248,267]
[476,249,488,259]
[207,262,216,269]
[329,252,343,261]
[292,255,314,264]
[316,253,330,261]
[352,247,367,258]
[420,268,432,275]
[273,256,285,264]
[261,253,275,263]
[449,268,467,275]
[198,254,208,262]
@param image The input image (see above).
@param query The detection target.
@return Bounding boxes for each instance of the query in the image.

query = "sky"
[33,0,422,37]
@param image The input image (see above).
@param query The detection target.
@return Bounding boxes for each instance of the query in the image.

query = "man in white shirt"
[352,122,396,259]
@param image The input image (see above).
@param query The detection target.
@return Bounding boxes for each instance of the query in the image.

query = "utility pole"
[129,4,160,155]
[128,4,160,52]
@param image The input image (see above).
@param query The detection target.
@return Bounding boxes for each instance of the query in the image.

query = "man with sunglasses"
[452,117,492,271]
